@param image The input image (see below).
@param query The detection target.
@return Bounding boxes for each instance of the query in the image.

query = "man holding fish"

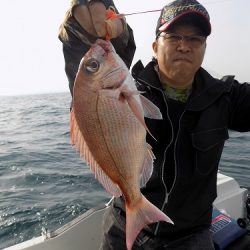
[59,0,250,249]
[58,0,136,97]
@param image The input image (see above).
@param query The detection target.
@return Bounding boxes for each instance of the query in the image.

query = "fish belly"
[73,90,146,196]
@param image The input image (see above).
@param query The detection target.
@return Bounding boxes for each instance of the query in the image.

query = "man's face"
[153,24,207,87]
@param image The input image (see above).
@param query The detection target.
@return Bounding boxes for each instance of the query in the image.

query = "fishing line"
[120,0,234,17]
[121,9,162,17]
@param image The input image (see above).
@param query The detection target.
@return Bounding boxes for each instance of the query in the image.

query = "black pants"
[99,206,215,250]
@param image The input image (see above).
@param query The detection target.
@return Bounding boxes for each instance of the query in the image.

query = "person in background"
[59,0,250,249]
[96,0,250,250]
[58,0,136,97]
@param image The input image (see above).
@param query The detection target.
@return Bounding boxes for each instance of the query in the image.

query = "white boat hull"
[4,173,248,250]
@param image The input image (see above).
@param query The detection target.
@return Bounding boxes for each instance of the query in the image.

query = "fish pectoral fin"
[140,144,155,187]
[121,85,162,121]
[125,95,158,140]
[125,196,174,250]
[70,109,122,197]
[140,95,162,120]
[121,91,149,130]
[120,85,162,140]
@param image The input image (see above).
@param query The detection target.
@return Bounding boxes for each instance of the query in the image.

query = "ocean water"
[0,92,249,249]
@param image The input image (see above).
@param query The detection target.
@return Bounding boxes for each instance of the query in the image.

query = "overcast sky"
[0,0,249,96]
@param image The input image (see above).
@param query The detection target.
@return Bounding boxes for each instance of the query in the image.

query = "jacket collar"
[132,60,232,112]
[132,60,163,90]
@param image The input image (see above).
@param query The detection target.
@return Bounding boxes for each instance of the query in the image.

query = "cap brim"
[158,11,211,36]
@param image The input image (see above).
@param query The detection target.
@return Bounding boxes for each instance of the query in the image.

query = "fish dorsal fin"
[139,95,162,120]
[140,144,155,187]
[70,110,122,197]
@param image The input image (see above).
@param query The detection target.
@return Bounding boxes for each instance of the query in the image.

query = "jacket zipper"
[137,78,176,234]
[155,103,187,234]
[154,89,175,234]
[138,77,191,235]
[170,110,185,196]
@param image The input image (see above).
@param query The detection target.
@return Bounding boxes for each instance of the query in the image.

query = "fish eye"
[84,58,100,73]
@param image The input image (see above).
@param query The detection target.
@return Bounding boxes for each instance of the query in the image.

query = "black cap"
[156,0,211,37]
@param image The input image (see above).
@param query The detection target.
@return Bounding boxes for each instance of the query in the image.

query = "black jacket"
[113,60,250,238]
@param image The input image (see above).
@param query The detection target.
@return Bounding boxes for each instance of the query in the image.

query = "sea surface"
[0,92,250,249]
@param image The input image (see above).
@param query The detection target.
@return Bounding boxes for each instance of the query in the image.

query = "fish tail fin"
[125,195,173,250]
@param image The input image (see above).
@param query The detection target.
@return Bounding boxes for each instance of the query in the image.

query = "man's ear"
[152,41,158,58]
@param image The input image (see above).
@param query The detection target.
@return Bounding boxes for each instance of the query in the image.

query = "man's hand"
[88,2,107,37]
[73,4,98,36]
[73,1,125,39]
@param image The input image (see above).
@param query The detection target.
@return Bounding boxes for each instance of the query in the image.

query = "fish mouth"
[101,67,126,89]
[103,66,124,78]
